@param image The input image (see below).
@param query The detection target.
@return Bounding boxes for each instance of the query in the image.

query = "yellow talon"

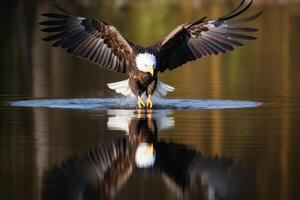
[146,95,153,108]
[137,96,145,108]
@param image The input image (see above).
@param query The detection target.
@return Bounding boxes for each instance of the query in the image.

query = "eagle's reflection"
[107,110,174,169]
[42,110,254,200]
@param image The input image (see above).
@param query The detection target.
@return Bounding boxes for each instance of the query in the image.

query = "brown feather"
[152,0,261,72]
[40,5,142,74]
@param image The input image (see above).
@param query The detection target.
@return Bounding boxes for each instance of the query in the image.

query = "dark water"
[1,1,300,200]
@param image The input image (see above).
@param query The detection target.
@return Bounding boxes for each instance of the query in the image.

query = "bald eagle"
[40,0,261,108]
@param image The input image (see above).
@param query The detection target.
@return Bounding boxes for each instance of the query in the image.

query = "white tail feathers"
[107,79,135,97]
[154,81,175,97]
[107,79,175,97]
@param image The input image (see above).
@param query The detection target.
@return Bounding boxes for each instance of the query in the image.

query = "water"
[9,98,262,110]
[1,1,300,200]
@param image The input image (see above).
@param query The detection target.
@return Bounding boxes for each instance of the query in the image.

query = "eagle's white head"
[135,143,156,168]
[135,53,156,76]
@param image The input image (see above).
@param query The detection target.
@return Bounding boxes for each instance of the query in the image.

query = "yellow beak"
[147,144,154,155]
[147,66,154,77]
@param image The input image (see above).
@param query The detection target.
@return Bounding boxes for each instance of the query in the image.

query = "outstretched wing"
[155,0,262,72]
[39,4,139,74]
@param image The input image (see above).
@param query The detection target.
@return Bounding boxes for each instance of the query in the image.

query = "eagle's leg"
[146,95,153,108]
[146,78,157,109]
[129,78,145,108]
[137,96,145,108]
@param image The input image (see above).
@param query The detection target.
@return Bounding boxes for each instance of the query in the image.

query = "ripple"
[10,98,262,110]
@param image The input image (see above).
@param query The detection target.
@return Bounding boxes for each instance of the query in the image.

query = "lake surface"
[1,1,300,200]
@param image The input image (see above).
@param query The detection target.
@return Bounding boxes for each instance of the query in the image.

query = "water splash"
[10,97,262,110]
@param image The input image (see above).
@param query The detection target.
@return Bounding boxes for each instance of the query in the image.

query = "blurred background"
[1,0,300,101]
[1,0,300,200]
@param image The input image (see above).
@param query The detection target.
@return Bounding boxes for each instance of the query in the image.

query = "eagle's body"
[40,0,261,108]
[128,53,158,96]
[107,52,175,107]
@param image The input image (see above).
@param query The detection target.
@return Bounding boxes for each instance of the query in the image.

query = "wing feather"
[154,0,261,72]
[188,41,202,57]
[40,4,140,74]
[189,39,205,56]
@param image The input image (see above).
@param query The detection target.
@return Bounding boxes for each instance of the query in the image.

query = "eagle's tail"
[107,79,135,97]
[107,79,175,97]
[153,81,175,97]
